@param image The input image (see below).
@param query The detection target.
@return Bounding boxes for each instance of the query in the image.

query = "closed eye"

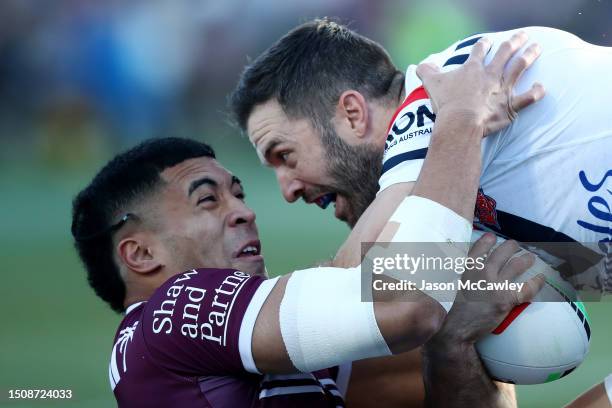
[197,195,217,205]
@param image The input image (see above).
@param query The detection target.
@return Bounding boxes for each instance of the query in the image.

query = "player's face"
[247,99,381,227]
[155,157,265,277]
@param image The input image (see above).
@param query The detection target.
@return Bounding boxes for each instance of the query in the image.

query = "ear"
[335,90,369,139]
[117,234,163,275]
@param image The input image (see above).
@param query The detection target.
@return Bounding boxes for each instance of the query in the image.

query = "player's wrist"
[423,330,475,361]
[435,107,486,138]
[426,311,479,347]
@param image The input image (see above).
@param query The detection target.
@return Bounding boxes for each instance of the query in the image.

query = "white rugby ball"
[472,231,591,385]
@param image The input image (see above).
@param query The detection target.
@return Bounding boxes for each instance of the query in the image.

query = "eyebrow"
[188,176,243,196]
[259,137,282,165]
[188,177,216,196]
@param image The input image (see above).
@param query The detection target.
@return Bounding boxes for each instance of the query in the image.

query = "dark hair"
[71,137,216,313]
[230,18,402,130]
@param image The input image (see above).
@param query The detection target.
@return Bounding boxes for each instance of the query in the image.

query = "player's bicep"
[251,275,296,373]
[251,270,392,374]
[142,269,277,376]
[252,265,444,375]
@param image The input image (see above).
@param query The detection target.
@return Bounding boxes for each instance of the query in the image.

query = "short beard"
[319,123,383,228]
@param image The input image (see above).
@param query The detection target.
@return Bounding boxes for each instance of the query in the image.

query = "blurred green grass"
[0,142,610,407]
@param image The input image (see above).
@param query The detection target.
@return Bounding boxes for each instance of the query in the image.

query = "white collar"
[125,301,146,315]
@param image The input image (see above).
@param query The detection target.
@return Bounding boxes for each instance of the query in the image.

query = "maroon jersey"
[109,268,348,407]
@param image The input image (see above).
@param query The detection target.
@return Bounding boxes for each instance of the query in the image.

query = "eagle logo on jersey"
[475,188,500,229]
[109,320,139,390]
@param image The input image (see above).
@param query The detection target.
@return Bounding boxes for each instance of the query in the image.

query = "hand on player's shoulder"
[416,32,545,136]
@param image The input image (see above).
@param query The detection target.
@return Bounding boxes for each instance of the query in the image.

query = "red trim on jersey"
[492,302,530,335]
[475,188,500,229]
[386,85,429,134]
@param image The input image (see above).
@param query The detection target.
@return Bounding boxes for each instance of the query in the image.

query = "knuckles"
[498,40,514,55]
[493,301,509,315]
[515,55,530,69]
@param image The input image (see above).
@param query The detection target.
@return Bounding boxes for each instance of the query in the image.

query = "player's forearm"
[411,108,483,222]
[422,344,508,408]
[333,182,413,268]
[421,328,516,408]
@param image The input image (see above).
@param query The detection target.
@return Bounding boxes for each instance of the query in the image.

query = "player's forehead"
[160,157,239,194]
[246,99,315,164]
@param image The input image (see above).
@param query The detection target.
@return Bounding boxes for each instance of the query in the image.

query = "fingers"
[501,252,535,282]
[505,42,542,86]
[415,63,442,113]
[503,40,543,116]
[468,232,497,260]
[466,37,493,65]
[511,82,546,111]
[415,62,441,82]
[484,239,520,277]
[487,31,529,73]
[515,273,546,304]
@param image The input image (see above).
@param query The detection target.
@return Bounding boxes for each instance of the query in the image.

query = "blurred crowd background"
[1,0,610,406]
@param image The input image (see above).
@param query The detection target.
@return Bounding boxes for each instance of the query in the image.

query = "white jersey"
[380,27,612,292]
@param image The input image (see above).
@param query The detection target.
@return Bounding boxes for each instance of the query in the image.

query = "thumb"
[416,62,441,82]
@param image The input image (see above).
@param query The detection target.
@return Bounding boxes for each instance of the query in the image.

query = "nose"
[227,198,256,228]
[276,169,304,203]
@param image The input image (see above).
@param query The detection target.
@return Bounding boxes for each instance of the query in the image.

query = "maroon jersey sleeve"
[140,268,278,377]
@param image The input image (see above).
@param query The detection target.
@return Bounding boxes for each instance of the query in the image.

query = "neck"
[124,292,150,310]
[123,268,170,311]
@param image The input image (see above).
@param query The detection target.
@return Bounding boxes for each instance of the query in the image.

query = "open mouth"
[314,193,337,209]
[236,240,262,258]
